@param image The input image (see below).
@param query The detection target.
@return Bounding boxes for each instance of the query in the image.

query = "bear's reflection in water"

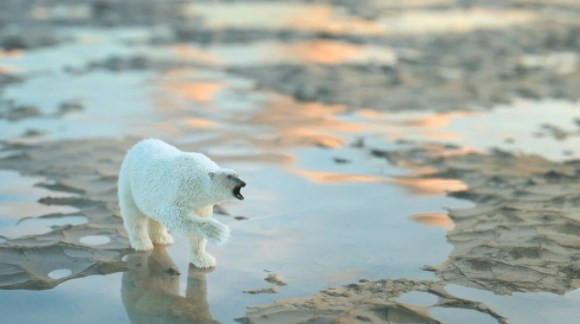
[121,247,218,324]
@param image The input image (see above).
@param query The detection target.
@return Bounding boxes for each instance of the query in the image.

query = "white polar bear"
[118,139,246,268]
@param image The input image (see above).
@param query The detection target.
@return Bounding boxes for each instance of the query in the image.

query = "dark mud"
[231,22,580,112]
[238,278,508,324]
[0,139,132,289]
[379,144,580,295]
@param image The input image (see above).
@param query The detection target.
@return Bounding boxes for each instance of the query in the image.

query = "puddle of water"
[0,170,74,214]
[444,284,580,324]
[0,28,150,74]
[431,306,498,324]
[390,177,468,195]
[409,212,454,230]
[0,169,85,239]
[355,100,580,161]
[395,290,439,306]
[0,273,129,323]
[0,71,158,142]
[0,215,86,239]
[48,269,72,280]
[79,235,111,246]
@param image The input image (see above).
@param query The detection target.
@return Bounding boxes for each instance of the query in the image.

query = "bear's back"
[130,138,181,160]
[122,139,222,212]
[178,152,219,172]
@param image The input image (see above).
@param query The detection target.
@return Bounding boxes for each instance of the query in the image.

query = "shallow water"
[0,170,80,239]
[353,100,580,161]
[1,3,580,324]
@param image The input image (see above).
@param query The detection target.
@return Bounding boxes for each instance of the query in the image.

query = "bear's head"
[208,169,246,201]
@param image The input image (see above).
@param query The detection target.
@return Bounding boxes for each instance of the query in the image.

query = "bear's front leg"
[158,206,230,244]
[189,235,216,268]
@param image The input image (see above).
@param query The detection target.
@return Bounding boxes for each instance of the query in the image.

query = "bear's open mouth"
[233,183,245,200]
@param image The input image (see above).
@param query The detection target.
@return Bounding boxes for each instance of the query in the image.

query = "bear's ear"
[208,172,215,179]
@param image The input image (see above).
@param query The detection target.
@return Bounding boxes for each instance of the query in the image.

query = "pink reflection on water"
[290,168,383,184]
[409,212,455,230]
[391,177,467,196]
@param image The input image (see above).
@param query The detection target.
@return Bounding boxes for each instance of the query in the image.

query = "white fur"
[118,139,238,268]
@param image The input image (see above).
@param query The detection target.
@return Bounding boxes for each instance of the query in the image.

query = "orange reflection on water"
[270,40,395,65]
[279,129,344,148]
[289,6,383,35]
[172,44,219,64]
[0,50,21,74]
[0,66,17,74]
[163,82,223,103]
[394,112,477,128]
[282,40,365,64]
[409,212,454,230]
[156,65,367,151]
[0,49,22,58]
[392,177,467,195]
[409,166,439,176]
[357,110,468,143]
[182,117,217,129]
[357,109,491,144]
[383,128,463,142]
[247,98,362,149]
[214,153,295,165]
[423,131,464,141]
[291,168,382,184]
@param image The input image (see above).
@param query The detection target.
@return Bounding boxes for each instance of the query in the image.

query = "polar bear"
[118,139,246,268]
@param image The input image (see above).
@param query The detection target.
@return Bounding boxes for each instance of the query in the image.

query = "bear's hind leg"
[189,235,216,268]
[124,207,153,251]
[148,219,174,245]
[119,183,153,251]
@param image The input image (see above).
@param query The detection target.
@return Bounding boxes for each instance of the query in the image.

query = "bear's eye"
[227,175,234,180]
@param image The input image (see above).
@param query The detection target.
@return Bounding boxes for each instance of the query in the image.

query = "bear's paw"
[198,219,230,244]
[130,237,154,251]
[190,252,216,268]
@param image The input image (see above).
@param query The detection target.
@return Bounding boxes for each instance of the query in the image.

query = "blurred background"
[1,0,580,323]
